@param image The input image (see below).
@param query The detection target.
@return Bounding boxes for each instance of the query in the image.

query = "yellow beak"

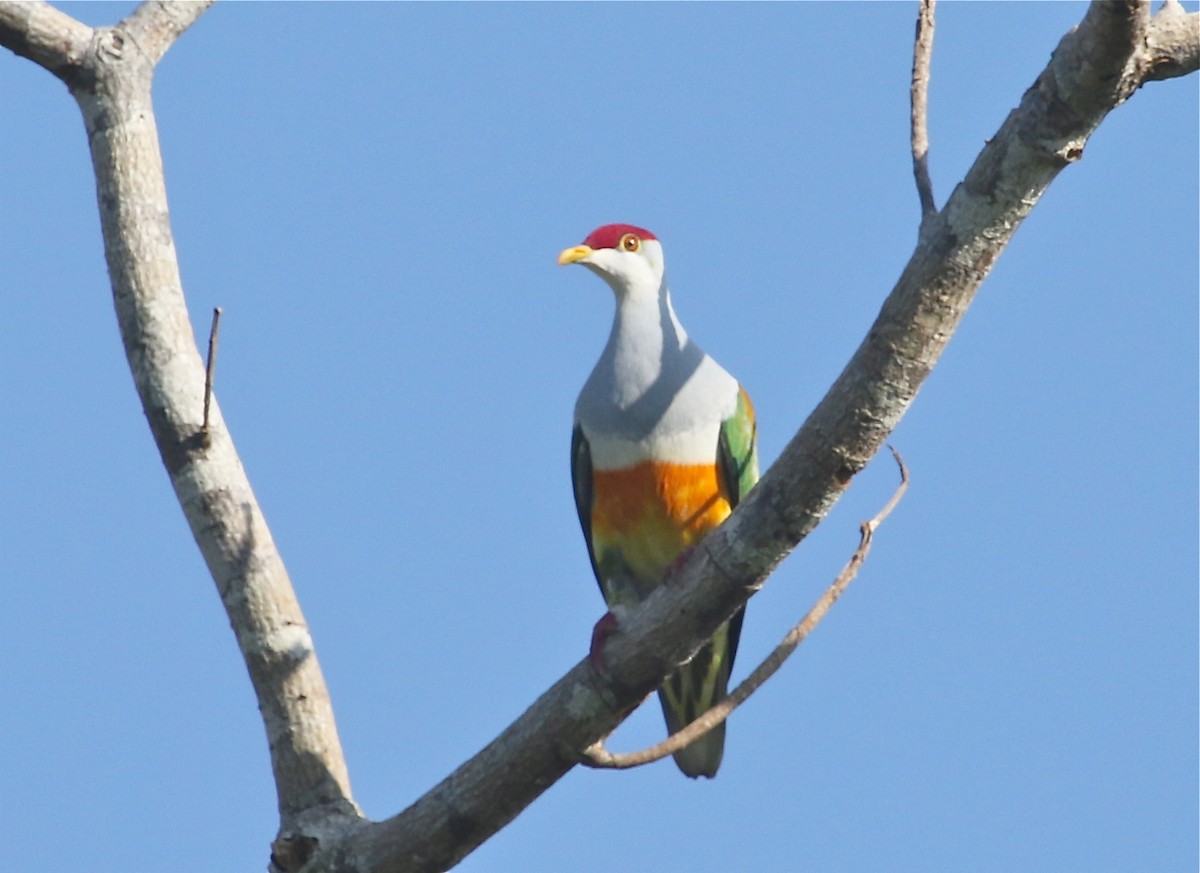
[557,244,594,266]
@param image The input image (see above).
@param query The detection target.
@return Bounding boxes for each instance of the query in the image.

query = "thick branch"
[87,0,357,836]
[0,1,91,81]
[2,1,360,865]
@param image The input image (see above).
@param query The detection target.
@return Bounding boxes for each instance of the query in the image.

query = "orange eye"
[619,233,640,252]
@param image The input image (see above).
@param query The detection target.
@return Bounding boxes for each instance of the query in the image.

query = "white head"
[557,224,665,298]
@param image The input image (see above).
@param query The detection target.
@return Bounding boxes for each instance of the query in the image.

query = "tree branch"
[203,306,222,439]
[581,448,909,771]
[1,2,361,866]
[0,1,91,81]
[911,0,937,222]
[120,0,215,68]
[1142,0,1200,82]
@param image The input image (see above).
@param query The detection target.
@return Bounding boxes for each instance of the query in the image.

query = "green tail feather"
[659,685,727,778]
[658,615,741,778]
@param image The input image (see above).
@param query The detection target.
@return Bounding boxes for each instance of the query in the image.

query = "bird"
[559,223,759,778]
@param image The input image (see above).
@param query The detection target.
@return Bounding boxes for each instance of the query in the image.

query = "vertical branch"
[0,3,360,867]
[203,306,222,438]
[76,2,360,841]
[911,0,937,222]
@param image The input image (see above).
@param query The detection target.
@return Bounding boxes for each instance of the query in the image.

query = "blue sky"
[3,3,1196,871]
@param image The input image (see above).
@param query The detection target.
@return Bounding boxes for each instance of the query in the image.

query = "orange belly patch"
[590,461,731,587]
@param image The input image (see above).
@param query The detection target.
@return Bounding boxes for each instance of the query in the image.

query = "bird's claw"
[663,545,696,584]
[589,611,620,674]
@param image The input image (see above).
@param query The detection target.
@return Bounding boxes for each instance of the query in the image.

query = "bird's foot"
[663,545,697,584]
[589,611,620,674]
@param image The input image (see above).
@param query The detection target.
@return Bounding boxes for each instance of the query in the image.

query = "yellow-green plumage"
[571,388,758,777]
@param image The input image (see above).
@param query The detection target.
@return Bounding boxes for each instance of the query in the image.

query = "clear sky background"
[3,3,1196,871]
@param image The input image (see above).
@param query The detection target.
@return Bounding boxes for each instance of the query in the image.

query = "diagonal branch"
[0,1,91,80]
[580,448,909,771]
[120,0,215,67]
[345,3,1197,870]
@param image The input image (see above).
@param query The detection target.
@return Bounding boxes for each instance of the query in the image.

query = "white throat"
[600,275,689,407]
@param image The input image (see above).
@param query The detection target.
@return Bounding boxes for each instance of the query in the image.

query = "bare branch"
[120,0,214,67]
[581,448,910,771]
[78,46,359,856]
[911,0,937,221]
[0,1,91,81]
[202,306,222,439]
[3,2,360,865]
[1143,0,1200,82]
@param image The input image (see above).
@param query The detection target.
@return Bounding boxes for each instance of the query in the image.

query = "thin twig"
[581,447,910,770]
[911,0,938,221]
[203,306,222,438]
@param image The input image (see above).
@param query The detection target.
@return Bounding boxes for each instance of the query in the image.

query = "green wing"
[714,385,758,669]
[717,385,759,509]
